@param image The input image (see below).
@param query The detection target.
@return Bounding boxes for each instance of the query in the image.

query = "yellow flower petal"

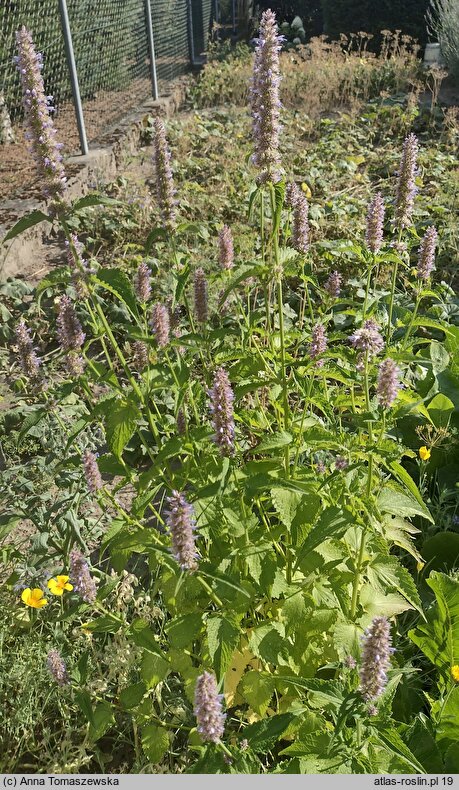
[56,575,70,585]
[64,582,73,591]
[419,446,431,461]
[22,588,47,608]
[48,579,64,595]
[451,665,459,682]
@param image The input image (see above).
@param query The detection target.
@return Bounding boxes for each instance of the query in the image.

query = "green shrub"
[428,0,459,81]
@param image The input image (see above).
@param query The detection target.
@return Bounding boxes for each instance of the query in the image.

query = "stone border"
[0,79,188,282]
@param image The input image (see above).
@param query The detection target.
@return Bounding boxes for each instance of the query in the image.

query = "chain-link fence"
[0,0,216,160]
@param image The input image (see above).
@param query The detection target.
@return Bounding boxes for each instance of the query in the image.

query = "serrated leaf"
[72,194,122,211]
[141,724,169,764]
[256,431,293,452]
[271,488,301,529]
[141,653,170,689]
[145,226,168,253]
[240,671,275,715]
[206,616,240,681]
[106,401,140,458]
[409,571,459,683]
[242,713,294,752]
[366,555,422,613]
[165,612,203,649]
[119,681,146,709]
[296,506,353,566]
[92,268,138,317]
[378,483,433,523]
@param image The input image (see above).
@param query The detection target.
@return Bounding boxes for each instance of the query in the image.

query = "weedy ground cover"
[1,17,459,774]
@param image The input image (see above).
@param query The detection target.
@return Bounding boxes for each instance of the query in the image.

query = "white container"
[424,42,443,66]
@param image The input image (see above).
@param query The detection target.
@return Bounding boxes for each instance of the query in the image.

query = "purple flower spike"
[365,192,385,254]
[194,268,208,324]
[377,358,401,409]
[165,491,199,571]
[292,192,309,254]
[194,671,226,743]
[285,182,300,208]
[66,352,85,377]
[132,340,149,370]
[69,548,97,603]
[177,408,187,436]
[82,450,102,494]
[395,133,419,229]
[250,9,283,184]
[15,27,66,202]
[14,320,42,383]
[47,649,69,686]
[209,367,235,457]
[134,261,152,303]
[57,295,85,352]
[349,319,384,359]
[308,323,327,367]
[152,117,176,229]
[417,226,438,281]
[359,616,394,701]
[218,225,234,271]
[151,303,170,349]
[324,270,342,298]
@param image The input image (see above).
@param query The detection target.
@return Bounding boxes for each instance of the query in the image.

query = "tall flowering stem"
[69,549,97,603]
[152,117,176,230]
[250,10,283,184]
[14,27,66,203]
[218,225,234,271]
[209,368,235,457]
[364,193,385,318]
[14,320,43,385]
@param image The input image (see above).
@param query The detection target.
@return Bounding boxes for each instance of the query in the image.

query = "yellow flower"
[301,182,312,198]
[21,588,48,608]
[451,665,459,682]
[419,446,431,461]
[47,575,73,596]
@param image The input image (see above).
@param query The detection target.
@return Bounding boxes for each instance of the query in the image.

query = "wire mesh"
[190,0,214,59]
[151,0,190,86]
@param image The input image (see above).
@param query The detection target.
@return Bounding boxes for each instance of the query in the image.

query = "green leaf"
[165,612,203,649]
[145,226,168,253]
[106,401,140,458]
[366,555,422,613]
[218,264,264,308]
[249,622,287,664]
[82,615,122,634]
[427,393,455,428]
[119,681,146,709]
[141,652,170,689]
[89,702,114,742]
[370,727,426,773]
[296,506,353,565]
[409,572,459,683]
[3,210,50,243]
[129,619,164,654]
[422,532,459,572]
[378,483,433,523]
[271,488,301,529]
[35,267,71,296]
[141,724,169,764]
[405,716,444,773]
[240,671,275,715]
[242,713,294,752]
[18,408,47,444]
[206,616,240,681]
[75,690,95,726]
[92,268,139,317]
[276,676,345,710]
[256,431,293,452]
[72,194,122,211]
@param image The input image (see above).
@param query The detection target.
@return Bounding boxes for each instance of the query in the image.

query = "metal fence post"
[144,0,159,100]
[57,0,88,156]
[187,0,197,65]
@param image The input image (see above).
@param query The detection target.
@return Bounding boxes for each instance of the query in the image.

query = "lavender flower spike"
[152,117,176,229]
[134,261,152,303]
[65,234,89,299]
[151,303,170,349]
[14,27,66,202]
[165,491,199,571]
[194,671,226,743]
[359,616,394,701]
[209,367,235,456]
[194,268,208,324]
[132,340,149,370]
[395,133,419,229]
[377,358,401,409]
[15,320,42,383]
[82,449,102,493]
[57,295,85,351]
[417,226,438,281]
[324,270,342,298]
[349,319,384,359]
[250,10,283,184]
[365,192,385,254]
[47,649,69,686]
[308,323,327,367]
[69,548,97,603]
[292,192,309,254]
[218,225,234,271]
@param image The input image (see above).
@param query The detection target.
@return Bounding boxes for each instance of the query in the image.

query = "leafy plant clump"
[2,13,459,775]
